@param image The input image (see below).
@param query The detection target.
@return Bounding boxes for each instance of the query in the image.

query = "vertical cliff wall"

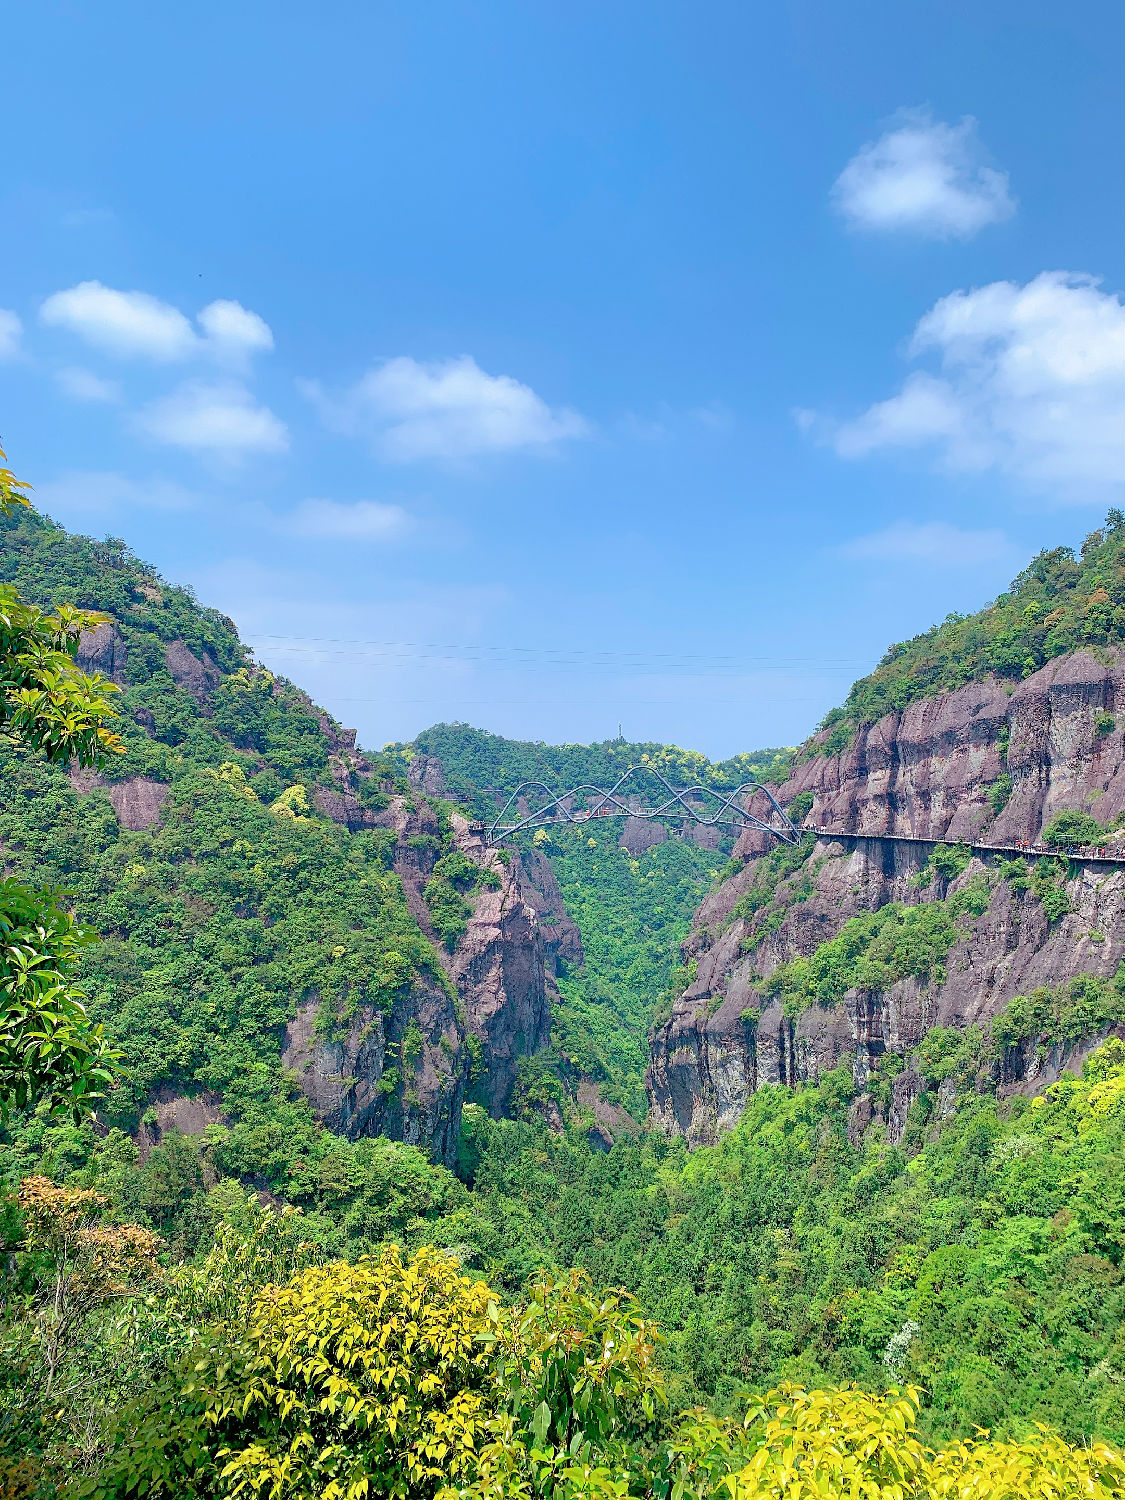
[647,649,1125,1146]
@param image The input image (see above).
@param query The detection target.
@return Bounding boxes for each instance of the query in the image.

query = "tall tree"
[0,445,125,1120]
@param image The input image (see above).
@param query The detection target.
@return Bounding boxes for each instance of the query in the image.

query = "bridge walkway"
[805,827,1125,868]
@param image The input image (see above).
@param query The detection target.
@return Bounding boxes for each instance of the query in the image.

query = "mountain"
[0,508,563,1243]
[648,518,1125,1145]
[7,506,1125,1453]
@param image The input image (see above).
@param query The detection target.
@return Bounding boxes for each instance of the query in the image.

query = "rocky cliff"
[67,627,557,1170]
[647,647,1125,1146]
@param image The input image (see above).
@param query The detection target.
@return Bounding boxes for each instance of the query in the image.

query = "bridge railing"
[484,765,802,846]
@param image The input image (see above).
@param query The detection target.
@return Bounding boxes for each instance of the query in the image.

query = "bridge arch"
[483,764,801,846]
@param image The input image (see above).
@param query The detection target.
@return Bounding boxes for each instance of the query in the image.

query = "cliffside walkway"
[807,826,1125,868]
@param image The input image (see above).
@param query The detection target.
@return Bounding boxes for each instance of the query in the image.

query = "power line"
[249,633,868,675]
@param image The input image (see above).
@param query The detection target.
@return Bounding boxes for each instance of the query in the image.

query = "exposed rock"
[408,755,448,796]
[76,621,127,683]
[517,848,584,968]
[165,639,221,704]
[576,1079,640,1142]
[769,649,1125,851]
[282,984,466,1168]
[619,816,667,855]
[136,1090,226,1162]
[647,648,1125,1146]
[450,819,553,1117]
[108,777,170,830]
[313,785,376,832]
[68,770,169,830]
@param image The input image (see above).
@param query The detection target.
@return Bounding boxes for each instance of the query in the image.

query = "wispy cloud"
[839,521,1016,567]
[816,272,1125,503]
[55,366,122,403]
[136,380,288,456]
[34,470,200,519]
[0,310,22,361]
[280,498,412,541]
[832,109,1015,239]
[40,282,274,364]
[304,354,588,461]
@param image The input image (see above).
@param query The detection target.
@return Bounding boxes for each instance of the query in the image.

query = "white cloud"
[0,310,22,360]
[136,380,288,456]
[39,282,274,363]
[197,299,274,358]
[41,281,197,360]
[281,498,411,540]
[35,470,198,518]
[305,354,588,460]
[839,521,1015,567]
[827,272,1125,502]
[55,366,122,403]
[832,109,1015,239]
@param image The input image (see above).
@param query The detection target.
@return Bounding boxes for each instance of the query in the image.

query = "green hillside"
[407,722,793,808]
[831,512,1125,735]
[0,506,467,1252]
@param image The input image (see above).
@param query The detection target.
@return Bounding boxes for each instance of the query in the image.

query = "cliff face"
[69,626,556,1169]
[647,648,1125,1147]
[284,794,554,1165]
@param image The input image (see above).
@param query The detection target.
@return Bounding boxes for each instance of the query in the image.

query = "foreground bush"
[67,1241,1125,1500]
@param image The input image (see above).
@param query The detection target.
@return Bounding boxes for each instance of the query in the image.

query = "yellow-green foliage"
[76,1244,1125,1500]
[671,1385,1125,1499]
[203,1247,495,1500]
[207,762,260,802]
[270,783,311,821]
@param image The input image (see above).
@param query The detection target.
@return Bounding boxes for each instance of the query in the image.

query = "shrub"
[1042,809,1106,847]
[90,1246,497,1500]
[787,790,814,824]
[988,771,1012,813]
[927,842,972,883]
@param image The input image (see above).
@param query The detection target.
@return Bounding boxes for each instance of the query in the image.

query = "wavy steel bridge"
[480,766,802,846]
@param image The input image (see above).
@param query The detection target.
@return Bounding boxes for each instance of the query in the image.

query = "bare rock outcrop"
[516,848,584,968]
[449,820,554,1116]
[77,621,127,683]
[165,639,222,705]
[67,769,170,830]
[647,648,1125,1147]
[282,981,467,1167]
[108,777,170,830]
[619,816,667,855]
[282,795,554,1158]
[407,755,448,796]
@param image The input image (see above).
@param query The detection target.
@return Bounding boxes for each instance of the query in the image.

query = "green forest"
[4,499,1125,1496]
[830,511,1125,736]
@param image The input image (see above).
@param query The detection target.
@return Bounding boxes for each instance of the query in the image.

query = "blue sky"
[3,0,1122,757]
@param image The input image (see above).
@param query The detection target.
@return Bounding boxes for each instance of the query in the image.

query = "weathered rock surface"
[67,769,170,830]
[165,639,222,704]
[647,649,1125,1147]
[282,980,467,1167]
[107,777,170,830]
[407,754,448,796]
[280,796,553,1161]
[517,847,585,968]
[77,621,128,682]
[619,816,667,855]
